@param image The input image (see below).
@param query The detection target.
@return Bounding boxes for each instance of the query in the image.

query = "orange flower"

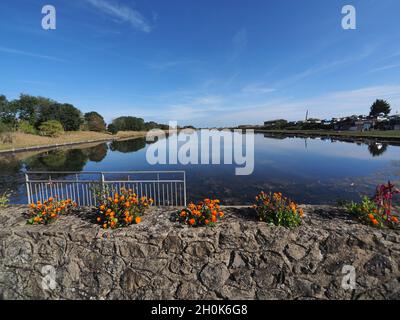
[372,219,379,226]
[97,217,101,222]
[392,216,399,223]
[205,219,210,225]
[368,214,375,220]
[211,216,217,223]
[99,205,105,211]
[124,202,131,208]
[219,212,224,218]
[135,217,141,224]
[189,218,196,225]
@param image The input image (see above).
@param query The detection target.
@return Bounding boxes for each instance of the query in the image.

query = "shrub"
[0,191,11,208]
[346,182,399,228]
[175,199,224,227]
[107,123,118,135]
[96,187,153,229]
[37,103,83,131]
[253,191,303,228]
[84,111,106,132]
[18,120,37,134]
[27,197,76,225]
[39,120,64,137]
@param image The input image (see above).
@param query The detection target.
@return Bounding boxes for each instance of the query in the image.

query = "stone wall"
[0,205,399,300]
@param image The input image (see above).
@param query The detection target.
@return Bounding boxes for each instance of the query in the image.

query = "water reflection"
[0,155,23,192]
[263,133,392,158]
[1,133,400,205]
[109,138,146,153]
[368,143,388,157]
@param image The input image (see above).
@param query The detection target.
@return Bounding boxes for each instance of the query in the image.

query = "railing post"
[157,173,160,207]
[101,173,105,199]
[25,173,31,204]
[183,171,187,206]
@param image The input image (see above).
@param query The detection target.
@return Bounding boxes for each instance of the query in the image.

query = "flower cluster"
[176,199,224,227]
[346,182,399,228]
[96,188,153,229]
[253,191,303,228]
[27,197,76,225]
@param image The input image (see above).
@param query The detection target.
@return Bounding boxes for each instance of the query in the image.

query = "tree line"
[0,93,168,139]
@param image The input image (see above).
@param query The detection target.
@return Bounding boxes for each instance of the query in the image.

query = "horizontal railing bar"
[28,180,185,184]
[28,180,102,184]
[27,170,186,174]
[104,180,184,183]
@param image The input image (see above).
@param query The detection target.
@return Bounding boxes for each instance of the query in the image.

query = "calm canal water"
[1,132,400,205]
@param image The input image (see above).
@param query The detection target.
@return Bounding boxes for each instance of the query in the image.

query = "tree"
[84,111,106,132]
[59,104,83,131]
[16,94,54,125]
[370,99,391,117]
[112,116,145,131]
[39,120,64,137]
[107,123,118,135]
[37,103,83,131]
[0,95,17,128]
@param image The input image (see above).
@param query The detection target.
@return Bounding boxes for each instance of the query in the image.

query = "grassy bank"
[0,131,148,152]
[256,129,400,141]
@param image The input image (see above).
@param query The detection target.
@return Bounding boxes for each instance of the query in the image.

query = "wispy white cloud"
[223,85,400,124]
[145,84,400,126]
[148,59,199,71]
[370,63,400,73]
[85,0,152,33]
[242,83,276,94]
[0,46,66,62]
[229,28,247,62]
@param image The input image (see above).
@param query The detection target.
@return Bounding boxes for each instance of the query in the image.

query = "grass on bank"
[0,131,148,151]
[257,129,400,139]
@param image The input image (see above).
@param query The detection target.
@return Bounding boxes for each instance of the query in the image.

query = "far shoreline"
[255,129,400,144]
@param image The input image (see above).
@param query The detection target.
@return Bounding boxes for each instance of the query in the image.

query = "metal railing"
[25,171,186,207]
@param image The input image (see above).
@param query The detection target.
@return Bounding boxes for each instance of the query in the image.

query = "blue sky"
[0,0,400,127]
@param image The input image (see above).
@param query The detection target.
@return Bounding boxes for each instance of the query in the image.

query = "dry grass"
[0,131,148,151]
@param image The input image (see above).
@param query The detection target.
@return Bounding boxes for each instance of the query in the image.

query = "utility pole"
[305,110,309,121]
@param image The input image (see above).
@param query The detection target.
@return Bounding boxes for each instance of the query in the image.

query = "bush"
[18,120,37,134]
[253,191,303,228]
[37,103,83,131]
[107,123,118,135]
[39,120,64,137]
[27,197,76,225]
[0,191,11,208]
[175,199,224,227]
[346,182,399,228]
[95,187,153,229]
[84,111,106,132]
